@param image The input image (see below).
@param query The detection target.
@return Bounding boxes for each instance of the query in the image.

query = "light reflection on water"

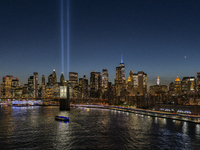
[0,106,200,149]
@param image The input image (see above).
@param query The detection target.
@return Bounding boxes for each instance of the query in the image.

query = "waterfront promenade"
[72,104,200,124]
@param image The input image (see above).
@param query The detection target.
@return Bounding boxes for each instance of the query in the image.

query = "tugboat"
[55,115,69,121]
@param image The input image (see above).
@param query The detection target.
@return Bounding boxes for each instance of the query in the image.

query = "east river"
[0,106,200,149]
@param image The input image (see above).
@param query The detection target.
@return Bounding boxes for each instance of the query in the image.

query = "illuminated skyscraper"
[1,75,13,98]
[60,72,65,85]
[33,72,38,98]
[181,77,196,94]
[28,76,34,97]
[174,76,181,94]
[102,69,108,89]
[132,71,147,95]
[52,69,57,84]
[115,54,125,96]
[95,72,101,91]
[42,75,45,85]
[69,72,78,87]
[137,71,147,95]
[127,71,133,94]
[90,71,95,89]
[40,75,46,98]
[79,75,88,98]
[197,72,200,93]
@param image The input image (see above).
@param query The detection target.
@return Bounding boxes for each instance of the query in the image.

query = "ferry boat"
[55,115,69,121]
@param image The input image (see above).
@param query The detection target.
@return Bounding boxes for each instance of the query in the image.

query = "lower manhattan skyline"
[1,0,200,87]
[1,1,200,149]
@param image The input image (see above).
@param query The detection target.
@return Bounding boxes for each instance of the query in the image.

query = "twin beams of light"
[61,0,70,80]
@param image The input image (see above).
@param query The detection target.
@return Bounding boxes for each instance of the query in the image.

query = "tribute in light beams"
[66,0,70,80]
[61,0,64,73]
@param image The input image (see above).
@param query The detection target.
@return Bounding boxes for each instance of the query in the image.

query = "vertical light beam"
[121,54,123,64]
[61,0,64,73]
[66,0,70,80]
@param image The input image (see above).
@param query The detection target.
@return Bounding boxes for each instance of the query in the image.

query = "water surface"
[0,106,200,149]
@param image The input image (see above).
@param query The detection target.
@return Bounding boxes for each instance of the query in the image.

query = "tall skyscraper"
[132,71,147,95]
[33,72,38,98]
[115,54,125,96]
[60,72,65,85]
[181,77,196,94]
[28,76,34,97]
[102,69,108,89]
[174,76,181,94]
[137,71,147,95]
[52,69,57,84]
[42,75,45,85]
[95,72,101,91]
[40,75,46,98]
[197,72,200,93]
[79,75,88,98]
[69,72,78,87]
[1,75,13,98]
[90,71,95,89]
[127,71,134,94]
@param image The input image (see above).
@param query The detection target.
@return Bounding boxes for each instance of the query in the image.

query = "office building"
[33,72,38,98]
[52,69,57,84]
[131,71,147,95]
[174,76,181,95]
[42,75,45,85]
[115,54,125,96]
[95,72,101,91]
[197,72,200,93]
[1,75,13,98]
[69,72,78,87]
[60,72,65,85]
[28,76,34,97]
[181,77,196,94]
[102,69,108,89]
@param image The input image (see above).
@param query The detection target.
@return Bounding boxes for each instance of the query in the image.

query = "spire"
[157,76,160,85]
[121,54,123,64]
[175,76,180,82]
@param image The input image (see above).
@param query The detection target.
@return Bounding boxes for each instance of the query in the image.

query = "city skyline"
[1,0,200,87]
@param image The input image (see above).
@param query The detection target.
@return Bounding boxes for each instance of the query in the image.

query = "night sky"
[1,0,200,89]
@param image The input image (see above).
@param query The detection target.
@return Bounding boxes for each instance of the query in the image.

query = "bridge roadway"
[71,104,200,124]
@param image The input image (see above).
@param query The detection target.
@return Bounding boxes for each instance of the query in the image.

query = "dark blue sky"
[1,0,200,89]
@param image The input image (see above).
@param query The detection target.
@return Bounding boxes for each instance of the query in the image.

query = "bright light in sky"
[61,0,64,73]
[66,0,70,80]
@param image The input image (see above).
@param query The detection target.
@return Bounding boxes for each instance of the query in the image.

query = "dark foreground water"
[0,106,200,150]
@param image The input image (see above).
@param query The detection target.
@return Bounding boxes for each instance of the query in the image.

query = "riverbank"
[72,104,200,124]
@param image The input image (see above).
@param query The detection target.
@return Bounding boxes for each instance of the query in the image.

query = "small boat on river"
[55,115,69,121]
